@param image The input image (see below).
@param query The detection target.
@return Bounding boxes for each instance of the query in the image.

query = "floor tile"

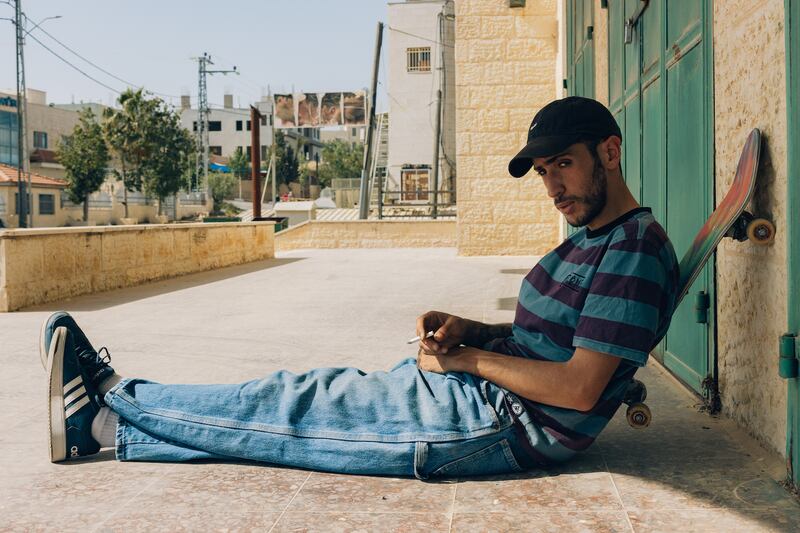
[288,472,455,513]
[451,511,632,532]
[272,511,451,532]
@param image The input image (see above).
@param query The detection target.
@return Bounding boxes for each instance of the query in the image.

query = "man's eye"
[557,160,571,167]
[536,168,546,176]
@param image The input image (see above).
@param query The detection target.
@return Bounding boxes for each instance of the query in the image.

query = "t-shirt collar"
[585,207,652,239]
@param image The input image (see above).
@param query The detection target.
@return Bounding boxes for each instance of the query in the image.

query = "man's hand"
[417,346,469,374]
[415,311,468,355]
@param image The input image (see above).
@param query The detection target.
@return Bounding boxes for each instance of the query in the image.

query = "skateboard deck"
[675,128,774,305]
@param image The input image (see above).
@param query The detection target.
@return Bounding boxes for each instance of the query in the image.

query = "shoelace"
[97,346,112,365]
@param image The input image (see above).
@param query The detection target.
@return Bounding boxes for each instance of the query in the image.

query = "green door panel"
[664,42,709,391]
[624,95,642,202]
[608,1,625,111]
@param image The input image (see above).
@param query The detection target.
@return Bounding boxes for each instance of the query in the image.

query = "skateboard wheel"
[747,218,775,245]
[626,403,651,429]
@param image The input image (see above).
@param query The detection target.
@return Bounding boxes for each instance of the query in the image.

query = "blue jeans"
[105,357,537,479]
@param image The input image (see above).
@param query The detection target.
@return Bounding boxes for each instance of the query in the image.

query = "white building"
[179,94,323,170]
[386,0,455,205]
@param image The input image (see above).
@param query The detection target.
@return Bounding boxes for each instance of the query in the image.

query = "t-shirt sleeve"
[572,238,671,366]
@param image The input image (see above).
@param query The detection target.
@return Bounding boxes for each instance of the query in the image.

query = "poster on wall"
[297,93,320,127]
[273,94,296,128]
[273,91,367,129]
[320,93,342,126]
[342,91,366,126]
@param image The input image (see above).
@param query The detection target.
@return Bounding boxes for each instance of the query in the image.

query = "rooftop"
[1,248,798,530]
[0,163,67,188]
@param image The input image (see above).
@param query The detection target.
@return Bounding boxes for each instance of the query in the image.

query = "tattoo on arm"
[463,321,513,347]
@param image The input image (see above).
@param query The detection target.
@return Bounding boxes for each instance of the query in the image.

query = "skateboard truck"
[724,211,775,244]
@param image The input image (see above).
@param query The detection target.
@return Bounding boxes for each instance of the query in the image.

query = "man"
[42,97,678,477]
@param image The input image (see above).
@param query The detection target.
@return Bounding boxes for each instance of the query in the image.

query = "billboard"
[273,91,367,129]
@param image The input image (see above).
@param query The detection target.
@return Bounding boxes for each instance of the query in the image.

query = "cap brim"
[507,135,583,177]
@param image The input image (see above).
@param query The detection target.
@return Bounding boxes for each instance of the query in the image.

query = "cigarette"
[407,331,435,344]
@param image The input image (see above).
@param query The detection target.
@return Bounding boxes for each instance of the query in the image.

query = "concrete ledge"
[274,219,457,252]
[0,222,275,312]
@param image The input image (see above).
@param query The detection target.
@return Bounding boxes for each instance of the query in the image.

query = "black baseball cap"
[508,96,622,178]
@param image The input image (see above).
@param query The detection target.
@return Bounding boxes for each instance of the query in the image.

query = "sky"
[0,1,389,111]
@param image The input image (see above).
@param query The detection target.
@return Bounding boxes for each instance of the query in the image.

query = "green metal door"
[567,0,595,98]
[784,0,800,488]
[608,0,714,393]
[662,1,714,393]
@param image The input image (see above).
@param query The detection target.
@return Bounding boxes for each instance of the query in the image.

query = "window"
[246,120,251,131]
[246,146,252,161]
[236,120,243,131]
[209,146,222,156]
[33,131,48,149]
[261,145,267,160]
[260,115,267,126]
[407,47,431,72]
[38,193,55,215]
[192,121,197,132]
[208,121,222,132]
[401,168,430,201]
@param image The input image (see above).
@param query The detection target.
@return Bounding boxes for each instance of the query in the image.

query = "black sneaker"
[47,327,101,462]
[39,311,115,389]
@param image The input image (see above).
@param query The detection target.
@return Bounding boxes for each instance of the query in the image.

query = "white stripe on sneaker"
[64,395,89,419]
[64,385,86,408]
[63,375,82,395]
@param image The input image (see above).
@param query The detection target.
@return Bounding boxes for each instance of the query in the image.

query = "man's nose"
[542,174,565,199]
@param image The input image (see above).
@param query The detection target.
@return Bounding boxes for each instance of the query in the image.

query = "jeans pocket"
[430,438,524,478]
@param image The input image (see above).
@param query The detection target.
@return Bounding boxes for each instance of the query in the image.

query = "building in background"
[0,89,102,181]
[386,0,455,207]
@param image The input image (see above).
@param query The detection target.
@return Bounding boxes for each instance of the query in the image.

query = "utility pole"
[358,22,383,220]
[250,106,262,220]
[431,89,442,220]
[14,0,28,228]
[193,53,237,190]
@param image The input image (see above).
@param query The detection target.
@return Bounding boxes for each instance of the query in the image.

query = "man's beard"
[562,160,608,228]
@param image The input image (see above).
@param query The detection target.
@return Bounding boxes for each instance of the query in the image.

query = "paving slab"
[0,248,798,532]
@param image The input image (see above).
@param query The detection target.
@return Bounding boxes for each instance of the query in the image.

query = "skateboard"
[623,128,775,428]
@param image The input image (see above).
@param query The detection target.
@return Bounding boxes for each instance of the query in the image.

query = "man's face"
[532,142,607,228]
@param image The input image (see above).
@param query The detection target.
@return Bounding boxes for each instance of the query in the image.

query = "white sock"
[98,373,123,396]
[91,407,118,448]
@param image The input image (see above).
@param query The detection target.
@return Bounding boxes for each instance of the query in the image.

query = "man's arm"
[420,346,621,411]
[461,320,513,348]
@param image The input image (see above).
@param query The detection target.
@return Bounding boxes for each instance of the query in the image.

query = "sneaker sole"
[47,327,68,463]
[39,311,69,371]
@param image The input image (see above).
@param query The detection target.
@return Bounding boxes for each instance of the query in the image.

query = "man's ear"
[599,136,622,171]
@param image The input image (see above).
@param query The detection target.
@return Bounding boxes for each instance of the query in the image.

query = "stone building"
[455,0,800,489]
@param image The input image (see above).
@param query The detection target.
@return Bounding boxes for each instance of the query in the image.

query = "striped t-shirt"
[486,207,679,464]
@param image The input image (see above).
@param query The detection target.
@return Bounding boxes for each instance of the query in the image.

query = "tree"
[140,102,194,215]
[102,89,160,218]
[207,172,237,214]
[228,147,249,199]
[271,131,299,186]
[58,108,110,222]
[318,139,364,189]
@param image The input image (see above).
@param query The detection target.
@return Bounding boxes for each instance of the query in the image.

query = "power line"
[26,32,122,95]
[30,24,182,100]
[386,26,454,48]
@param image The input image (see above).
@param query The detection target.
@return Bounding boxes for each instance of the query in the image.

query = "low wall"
[0,222,275,312]
[274,220,457,252]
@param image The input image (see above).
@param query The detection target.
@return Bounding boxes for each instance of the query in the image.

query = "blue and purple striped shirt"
[487,207,679,463]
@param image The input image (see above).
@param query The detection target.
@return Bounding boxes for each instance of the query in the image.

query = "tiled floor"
[1,248,798,532]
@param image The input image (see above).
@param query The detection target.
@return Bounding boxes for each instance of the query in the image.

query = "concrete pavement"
[1,248,798,531]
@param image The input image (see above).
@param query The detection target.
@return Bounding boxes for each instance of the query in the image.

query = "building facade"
[387,0,456,207]
[455,0,800,489]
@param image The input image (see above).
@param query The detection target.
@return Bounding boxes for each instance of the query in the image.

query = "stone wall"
[455,0,561,256]
[0,222,275,312]
[713,0,788,454]
[274,220,456,252]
